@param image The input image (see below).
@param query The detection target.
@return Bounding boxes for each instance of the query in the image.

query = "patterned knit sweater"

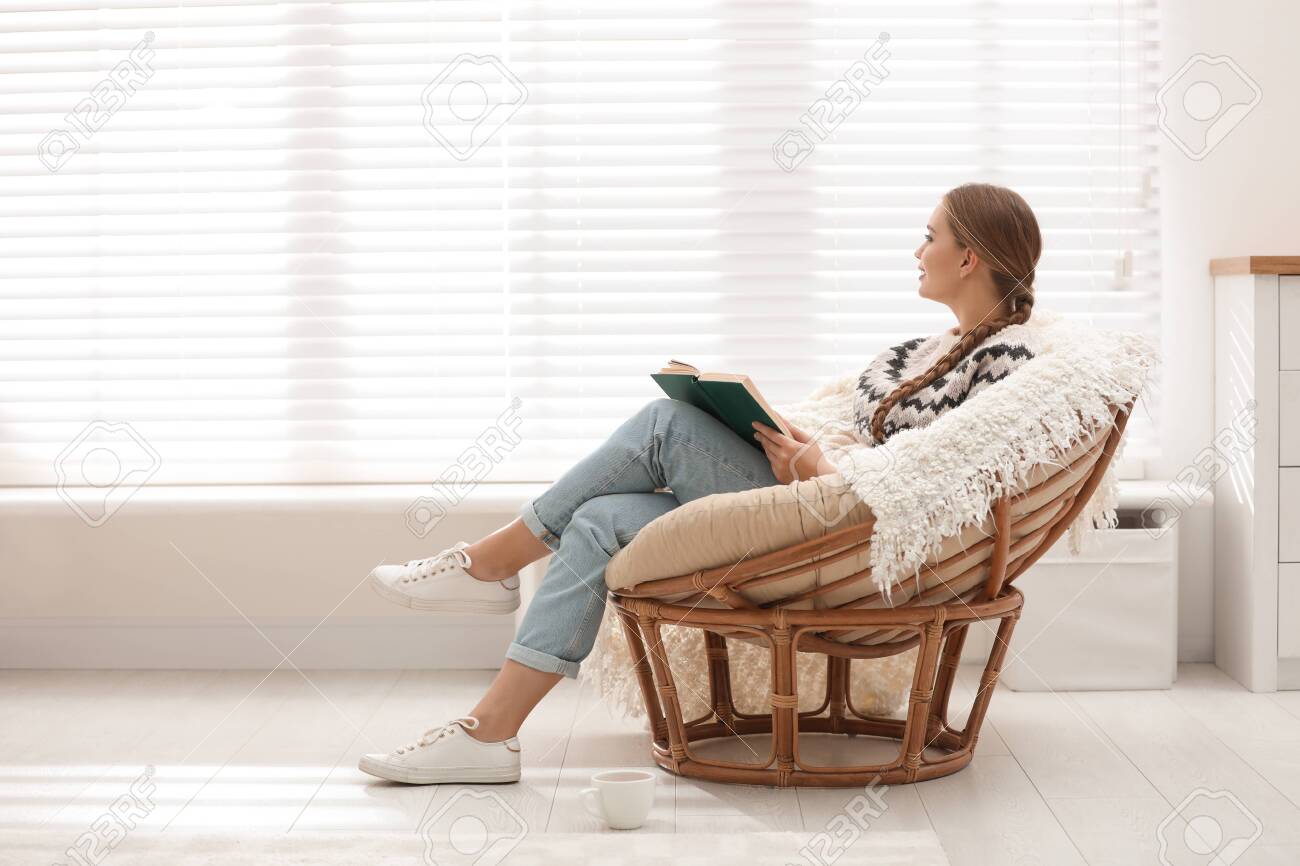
[773,321,1040,460]
[853,324,1039,442]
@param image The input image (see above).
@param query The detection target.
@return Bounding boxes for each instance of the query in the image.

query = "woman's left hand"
[752,414,824,484]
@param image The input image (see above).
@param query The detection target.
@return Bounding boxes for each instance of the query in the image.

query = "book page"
[658,359,700,376]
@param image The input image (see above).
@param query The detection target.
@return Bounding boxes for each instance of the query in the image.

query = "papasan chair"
[579,311,1158,788]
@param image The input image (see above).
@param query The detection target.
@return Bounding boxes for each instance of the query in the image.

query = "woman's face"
[914,202,970,306]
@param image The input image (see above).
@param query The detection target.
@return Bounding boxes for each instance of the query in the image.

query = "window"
[4,0,1160,486]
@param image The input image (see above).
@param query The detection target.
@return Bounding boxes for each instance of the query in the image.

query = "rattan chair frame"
[608,400,1134,787]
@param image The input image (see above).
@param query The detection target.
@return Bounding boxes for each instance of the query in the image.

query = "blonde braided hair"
[869,183,1041,445]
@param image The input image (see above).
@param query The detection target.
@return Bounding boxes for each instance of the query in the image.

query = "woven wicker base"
[611,588,1023,788]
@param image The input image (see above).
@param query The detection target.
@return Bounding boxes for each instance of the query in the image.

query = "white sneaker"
[358,716,521,784]
[368,541,520,614]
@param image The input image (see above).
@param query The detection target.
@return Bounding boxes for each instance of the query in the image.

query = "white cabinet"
[1281,280,1300,370]
[1003,521,1179,691]
[1283,469,1300,565]
[1211,257,1300,690]
[1282,377,1300,467]
[1282,564,1300,659]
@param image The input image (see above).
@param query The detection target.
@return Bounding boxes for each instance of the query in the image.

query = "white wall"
[1156,1,1300,661]
[0,485,543,669]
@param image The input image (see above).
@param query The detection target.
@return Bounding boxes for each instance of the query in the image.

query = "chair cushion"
[605,433,1101,645]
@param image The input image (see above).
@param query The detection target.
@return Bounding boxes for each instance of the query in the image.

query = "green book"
[650,359,791,450]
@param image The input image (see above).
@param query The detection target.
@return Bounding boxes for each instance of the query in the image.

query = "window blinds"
[1,0,1161,486]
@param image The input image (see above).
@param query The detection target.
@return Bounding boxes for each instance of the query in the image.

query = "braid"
[869,182,1041,445]
[869,290,1033,445]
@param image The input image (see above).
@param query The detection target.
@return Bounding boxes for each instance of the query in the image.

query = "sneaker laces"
[403,543,472,583]
[394,716,480,755]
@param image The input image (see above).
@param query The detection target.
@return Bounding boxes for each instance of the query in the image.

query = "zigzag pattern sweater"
[773,321,1040,454]
[853,325,1038,441]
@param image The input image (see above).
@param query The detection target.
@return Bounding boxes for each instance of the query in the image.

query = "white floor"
[5,662,1300,865]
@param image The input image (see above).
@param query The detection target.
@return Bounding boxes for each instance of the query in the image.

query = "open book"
[650,359,792,450]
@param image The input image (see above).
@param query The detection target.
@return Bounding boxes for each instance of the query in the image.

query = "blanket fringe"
[581,603,916,724]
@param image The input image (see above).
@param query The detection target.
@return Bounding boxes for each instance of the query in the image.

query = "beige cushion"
[605,432,1105,646]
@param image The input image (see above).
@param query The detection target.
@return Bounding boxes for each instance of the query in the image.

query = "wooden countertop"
[1210,256,1300,276]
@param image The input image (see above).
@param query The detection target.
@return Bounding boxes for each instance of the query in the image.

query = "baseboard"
[0,616,515,670]
[1276,657,1300,690]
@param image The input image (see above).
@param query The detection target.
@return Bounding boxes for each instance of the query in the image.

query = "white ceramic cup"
[579,769,656,830]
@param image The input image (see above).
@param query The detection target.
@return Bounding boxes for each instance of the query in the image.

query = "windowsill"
[0,482,546,515]
[1,478,1209,513]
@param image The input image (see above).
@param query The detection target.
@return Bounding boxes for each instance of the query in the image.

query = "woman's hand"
[752,413,826,484]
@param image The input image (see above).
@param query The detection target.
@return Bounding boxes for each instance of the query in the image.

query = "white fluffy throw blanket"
[580,310,1159,724]
[821,309,1160,604]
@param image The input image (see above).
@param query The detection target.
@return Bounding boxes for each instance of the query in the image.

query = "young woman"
[357,182,1043,785]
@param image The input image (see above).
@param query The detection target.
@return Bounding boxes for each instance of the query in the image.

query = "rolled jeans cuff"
[505,641,581,679]
[519,498,562,552]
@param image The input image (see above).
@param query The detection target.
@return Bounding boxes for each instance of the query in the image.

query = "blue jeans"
[507,398,780,679]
